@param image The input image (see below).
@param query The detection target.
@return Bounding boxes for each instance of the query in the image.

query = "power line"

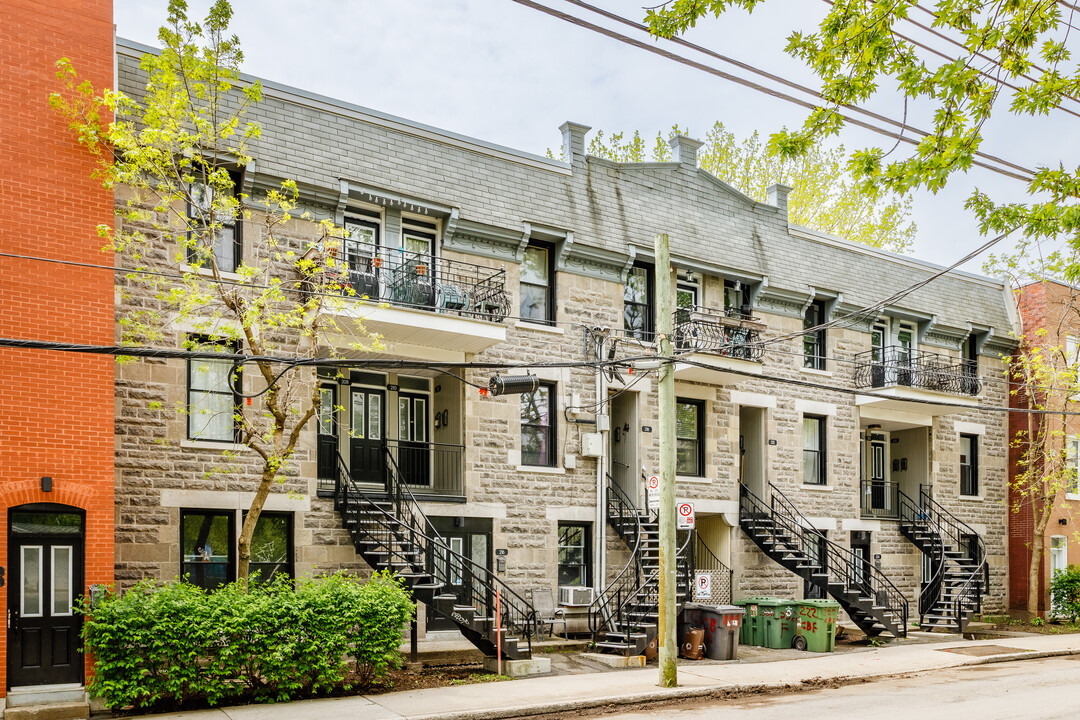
[519,0,1036,181]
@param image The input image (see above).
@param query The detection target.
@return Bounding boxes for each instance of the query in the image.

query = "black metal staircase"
[739,482,908,638]
[589,480,695,656]
[899,487,988,632]
[332,451,536,659]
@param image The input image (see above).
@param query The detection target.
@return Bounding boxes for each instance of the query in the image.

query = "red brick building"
[1009,280,1080,615]
[0,0,115,704]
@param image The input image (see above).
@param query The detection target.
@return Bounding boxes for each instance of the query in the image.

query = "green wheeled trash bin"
[740,598,764,646]
[732,600,755,646]
[794,598,840,652]
[757,598,799,649]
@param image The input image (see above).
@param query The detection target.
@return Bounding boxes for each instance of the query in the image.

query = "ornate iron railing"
[672,305,765,360]
[589,479,644,637]
[860,480,900,520]
[741,482,909,635]
[304,239,510,321]
[899,490,946,620]
[919,487,988,627]
[334,449,536,652]
[319,439,464,497]
[853,346,981,396]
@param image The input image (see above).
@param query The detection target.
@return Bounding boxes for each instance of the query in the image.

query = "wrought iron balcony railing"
[860,480,900,520]
[853,346,981,396]
[302,240,510,322]
[672,305,765,360]
[317,438,464,498]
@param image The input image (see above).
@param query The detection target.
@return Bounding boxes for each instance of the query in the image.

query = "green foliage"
[585,122,915,252]
[646,1,1080,263]
[1031,616,1046,627]
[1050,565,1080,622]
[82,572,414,711]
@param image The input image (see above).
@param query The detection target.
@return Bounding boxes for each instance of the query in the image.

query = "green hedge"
[1050,564,1080,622]
[83,571,414,711]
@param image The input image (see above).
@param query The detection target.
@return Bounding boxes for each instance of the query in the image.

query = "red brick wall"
[0,0,115,693]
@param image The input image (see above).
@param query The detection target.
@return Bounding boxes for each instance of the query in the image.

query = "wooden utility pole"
[655,232,677,688]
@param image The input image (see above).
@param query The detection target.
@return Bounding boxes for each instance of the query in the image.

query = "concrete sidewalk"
[140,634,1080,720]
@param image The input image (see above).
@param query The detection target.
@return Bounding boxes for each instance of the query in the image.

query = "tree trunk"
[1028,500,1052,615]
[237,467,277,586]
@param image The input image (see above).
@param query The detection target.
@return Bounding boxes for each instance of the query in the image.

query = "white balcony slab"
[673,351,762,384]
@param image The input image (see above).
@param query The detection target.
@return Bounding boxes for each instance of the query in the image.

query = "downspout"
[595,353,607,599]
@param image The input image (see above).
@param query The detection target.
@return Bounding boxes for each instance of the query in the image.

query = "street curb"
[401,647,1080,720]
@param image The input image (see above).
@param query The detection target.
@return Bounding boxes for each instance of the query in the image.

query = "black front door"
[397,392,430,487]
[850,531,872,597]
[350,387,386,486]
[427,517,492,631]
[8,505,85,687]
[317,384,338,483]
[869,434,888,512]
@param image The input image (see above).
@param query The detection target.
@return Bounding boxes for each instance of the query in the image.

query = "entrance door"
[8,505,85,687]
[1050,536,1068,616]
[850,531,872,598]
[350,387,386,486]
[398,228,436,309]
[739,406,767,499]
[427,517,492,631]
[869,434,888,513]
[317,384,338,483]
[609,391,638,506]
[871,323,887,387]
[397,392,430,487]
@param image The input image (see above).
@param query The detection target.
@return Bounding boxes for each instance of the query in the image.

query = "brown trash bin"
[643,635,658,660]
[680,626,705,660]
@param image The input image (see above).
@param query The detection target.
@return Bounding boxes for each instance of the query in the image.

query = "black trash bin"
[682,603,746,660]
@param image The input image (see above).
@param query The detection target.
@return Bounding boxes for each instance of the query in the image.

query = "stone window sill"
[515,321,565,335]
[517,465,565,475]
[181,439,247,452]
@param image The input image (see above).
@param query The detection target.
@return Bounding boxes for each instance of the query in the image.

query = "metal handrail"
[589,478,644,637]
[919,487,988,627]
[853,345,981,396]
[608,530,694,633]
[899,490,945,620]
[335,449,536,653]
[860,479,901,520]
[743,482,909,634]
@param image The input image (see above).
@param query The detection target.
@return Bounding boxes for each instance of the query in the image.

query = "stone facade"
[112,38,1015,630]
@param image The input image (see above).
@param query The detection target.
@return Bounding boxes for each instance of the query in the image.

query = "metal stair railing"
[693,533,733,604]
[918,487,988,627]
[742,482,909,635]
[899,490,945,621]
[610,530,694,632]
[335,449,537,654]
[589,477,644,637]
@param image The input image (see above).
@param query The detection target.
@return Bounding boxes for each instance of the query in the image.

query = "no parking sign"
[696,572,712,599]
[677,501,695,529]
[647,474,660,511]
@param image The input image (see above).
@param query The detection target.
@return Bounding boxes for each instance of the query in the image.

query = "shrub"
[1050,564,1080,622]
[83,571,414,711]
[1030,616,1045,627]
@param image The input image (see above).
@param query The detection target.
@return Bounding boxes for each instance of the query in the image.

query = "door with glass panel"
[7,505,84,686]
[397,229,436,309]
[427,517,492,632]
[397,392,430,487]
[343,219,381,300]
[317,384,338,486]
[350,387,386,487]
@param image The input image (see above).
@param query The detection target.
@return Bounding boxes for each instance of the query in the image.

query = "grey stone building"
[113,37,1015,648]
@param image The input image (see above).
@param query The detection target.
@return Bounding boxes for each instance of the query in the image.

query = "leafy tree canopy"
[588,122,915,252]
[646,1,1080,271]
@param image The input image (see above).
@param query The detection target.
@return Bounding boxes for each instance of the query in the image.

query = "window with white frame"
[802,415,827,485]
[187,339,239,442]
[1067,436,1080,498]
[187,170,242,273]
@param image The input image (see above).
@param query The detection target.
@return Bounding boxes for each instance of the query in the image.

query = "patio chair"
[531,587,568,639]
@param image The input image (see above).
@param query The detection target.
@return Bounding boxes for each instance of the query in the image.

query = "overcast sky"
[113,0,1075,275]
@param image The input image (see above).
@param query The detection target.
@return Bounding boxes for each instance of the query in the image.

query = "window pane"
[676,402,699,440]
[414,399,426,442]
[399,397,410,440]
[519,284,549,322]
[404,233,432,256]
[803,450,820,485]
[189,390,234,441]
[182,513,231,590]
[319,388,335,435]
[22,546,41,617]
[10,513,82,535]
[351,392,365,439]
[521,427,547,466]
[368,394,382,440]
[676,287,696,309]
[625,267,648,304]
[250,516,288,564]
[677,438,699,476]
[52,546,72,616]
[558,523,589,587]
[520,387,550,425]
[521,246,549,286]
[803,417,821,450]
[190,357,232,392]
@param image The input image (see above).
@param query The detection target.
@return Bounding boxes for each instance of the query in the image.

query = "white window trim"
[1067,435,1080,500]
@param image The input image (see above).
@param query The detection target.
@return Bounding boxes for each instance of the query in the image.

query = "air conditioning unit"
[558,586,595,606]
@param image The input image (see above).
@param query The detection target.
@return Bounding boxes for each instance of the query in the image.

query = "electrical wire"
[516,0,1036,181]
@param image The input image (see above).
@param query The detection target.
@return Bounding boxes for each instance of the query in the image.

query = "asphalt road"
[588,656,1080,720]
